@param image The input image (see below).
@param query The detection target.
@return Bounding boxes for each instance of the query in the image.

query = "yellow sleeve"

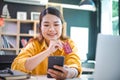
[64,39,82,77]
[11,41,37,73]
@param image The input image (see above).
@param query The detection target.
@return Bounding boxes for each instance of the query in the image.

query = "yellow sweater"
[11,38,82,76]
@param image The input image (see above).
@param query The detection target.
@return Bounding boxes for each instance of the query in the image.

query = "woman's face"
[41,14,62,41]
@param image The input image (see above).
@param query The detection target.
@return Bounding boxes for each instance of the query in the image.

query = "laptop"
[94,34,120,80]
[68,34,120,80]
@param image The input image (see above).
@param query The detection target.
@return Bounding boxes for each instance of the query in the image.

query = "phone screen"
[47,56,64,78]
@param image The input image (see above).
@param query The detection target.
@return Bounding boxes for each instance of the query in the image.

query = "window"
[112,0,119,35]
[101,0,119,35]
[70,27,88,61]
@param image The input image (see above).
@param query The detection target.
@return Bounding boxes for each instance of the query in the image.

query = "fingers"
[47,65,68,80]
[54,65,66,73]
[49,39,63,50]
[47,69,66,80]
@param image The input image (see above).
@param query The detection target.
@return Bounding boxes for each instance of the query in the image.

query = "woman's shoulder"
[62,38,74,43]
[26,38,41,46]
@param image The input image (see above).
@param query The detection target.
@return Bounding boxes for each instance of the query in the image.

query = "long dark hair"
[26,7,68,45]
[39,7,68,40]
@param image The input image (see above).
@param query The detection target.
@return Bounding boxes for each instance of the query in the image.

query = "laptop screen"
[94,34,120,80]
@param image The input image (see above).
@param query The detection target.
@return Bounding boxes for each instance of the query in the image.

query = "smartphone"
[47,56,64,78]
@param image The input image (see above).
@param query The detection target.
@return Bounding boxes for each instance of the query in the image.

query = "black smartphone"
[47,56,64,78]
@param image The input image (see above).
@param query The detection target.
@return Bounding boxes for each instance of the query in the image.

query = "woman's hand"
[47,65,68,80]
[48,39,63,53]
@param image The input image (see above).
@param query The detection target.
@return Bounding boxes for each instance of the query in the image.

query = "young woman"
[11,7,82,80]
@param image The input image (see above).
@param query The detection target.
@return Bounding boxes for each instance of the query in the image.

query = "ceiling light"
[79,0,96,11]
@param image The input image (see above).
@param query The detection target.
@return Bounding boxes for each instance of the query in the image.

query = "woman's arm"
[25,48,51,71]
[25,39,63,71]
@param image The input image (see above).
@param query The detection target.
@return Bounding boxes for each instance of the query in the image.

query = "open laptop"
[94,33,120,80]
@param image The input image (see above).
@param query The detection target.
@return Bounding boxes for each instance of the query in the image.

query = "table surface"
[28,74,94,80]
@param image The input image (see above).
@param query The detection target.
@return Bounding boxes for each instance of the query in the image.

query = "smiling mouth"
[47,33,57,37]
